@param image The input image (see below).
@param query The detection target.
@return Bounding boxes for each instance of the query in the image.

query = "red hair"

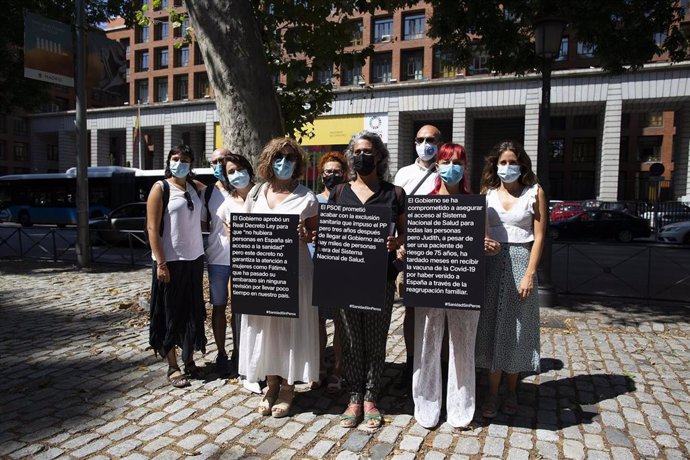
[431,143,471,194]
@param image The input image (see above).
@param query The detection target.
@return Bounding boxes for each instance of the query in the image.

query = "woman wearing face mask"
[147,145,207,388]
[474,140,547,418]
[239,137,320,418]
[204,151,255,378]
[327,131,406,429]
[411,143,501,429]
[312,151,348,394]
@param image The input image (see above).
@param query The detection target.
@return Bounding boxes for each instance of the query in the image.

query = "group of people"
[146,125,546,430]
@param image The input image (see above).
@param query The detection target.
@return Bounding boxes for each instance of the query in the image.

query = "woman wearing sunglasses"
[147,144,207,388]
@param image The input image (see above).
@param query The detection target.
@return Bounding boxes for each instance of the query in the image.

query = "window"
[577,42,596,58]
[315,66,333,85]
[13,118,28,136]
[433,49,459,78]
[174,74,189,100]
[467,48,489,75]
[154,20,169,41]
[47,144,59,161]
[340,59,362,86]
[194,43,204,65]
[194,72,210,98]
[373,17,393,43]
[174,45,189,67]
[401,49,424,81]
[573,115,598,130]
[572,138,596,163]
[121,38,130,59]
[14,143,29,161]
[350,21,363,46]
[644,112,663,127]
[403,13,425,40]
[550,139,565,162]
[638,136,662,162]
[155,77,168,102]
[555,37,569,62]
[135,79,149,103]
[174,0,183,6]
[136,50,149,71]
[654,31,667,46]
[154,47,169,69]
[174,17,191,38]
[371,53,392,83]
[136,25,149,43]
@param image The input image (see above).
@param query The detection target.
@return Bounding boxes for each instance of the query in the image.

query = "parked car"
[548,200,563,212]
[550,201,585,222]
[550,210,651,242]
[89,202,147,245]
[641,202,690,229]
[657,220,690,244]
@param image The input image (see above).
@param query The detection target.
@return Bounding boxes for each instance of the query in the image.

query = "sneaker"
[215,354,231,377]
[241,378,262,394]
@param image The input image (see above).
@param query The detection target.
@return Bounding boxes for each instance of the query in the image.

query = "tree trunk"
[185,0,284,163]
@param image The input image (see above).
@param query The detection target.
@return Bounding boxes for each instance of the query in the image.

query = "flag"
[133,109,140,151]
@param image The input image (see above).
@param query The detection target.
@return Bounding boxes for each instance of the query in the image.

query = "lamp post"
[534,17,567,308]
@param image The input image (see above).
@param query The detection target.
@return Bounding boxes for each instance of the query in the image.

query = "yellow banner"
[214,122,222,149]
[298,115,363,146]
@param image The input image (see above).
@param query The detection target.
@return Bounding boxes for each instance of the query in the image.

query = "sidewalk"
[0,259,688,459]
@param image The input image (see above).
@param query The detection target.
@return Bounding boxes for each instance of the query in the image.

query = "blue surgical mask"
[438,163,464,185]
[213,164,224,181]
[169,160,190,178]
[415,142,438,161]
[497,164,521,183]
[228,170,250,189]
[273,157,295,180]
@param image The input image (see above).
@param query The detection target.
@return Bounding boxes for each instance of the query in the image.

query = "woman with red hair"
[412,143,500,429]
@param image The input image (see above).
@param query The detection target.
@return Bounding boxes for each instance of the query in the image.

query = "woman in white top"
[475,140,547,418]
[239,137,319,418]
[204,149,255,377]
[147,145,207,388]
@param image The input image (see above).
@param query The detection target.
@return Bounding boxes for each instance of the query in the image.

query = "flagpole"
[137,100,143,169]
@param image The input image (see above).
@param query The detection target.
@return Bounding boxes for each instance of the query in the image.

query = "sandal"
[272,384,295,418]
[258,384,279,416]
[363,402,383,429]
[340,403,363,428]
[326,374,343,394]
[184,362,205,380]
[167,367,190,388]
[482,394,500,419]
[502,392,518,415]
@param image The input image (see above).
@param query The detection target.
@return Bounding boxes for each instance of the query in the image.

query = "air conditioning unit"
[380,34,391,43]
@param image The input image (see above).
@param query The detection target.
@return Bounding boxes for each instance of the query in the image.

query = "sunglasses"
[415,136,437,144]
[210,159,223,166]
[183,191,194,211]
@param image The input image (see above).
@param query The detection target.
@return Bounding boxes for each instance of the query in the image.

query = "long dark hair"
[221,153,255,192]
[480,140,537,194]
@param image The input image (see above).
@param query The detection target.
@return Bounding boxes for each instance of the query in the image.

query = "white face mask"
[497,164,522,183]
[415,142,438,161]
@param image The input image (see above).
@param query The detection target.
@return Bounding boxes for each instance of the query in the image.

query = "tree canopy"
[428,0,689,74]
[0,0,136,113]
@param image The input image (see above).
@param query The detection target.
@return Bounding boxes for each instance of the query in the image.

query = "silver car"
[657,220,690,244]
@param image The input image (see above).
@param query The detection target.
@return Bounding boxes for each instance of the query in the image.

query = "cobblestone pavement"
[1,259,689,460]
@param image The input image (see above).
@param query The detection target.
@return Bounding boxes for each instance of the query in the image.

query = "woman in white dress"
[238,137,320,418]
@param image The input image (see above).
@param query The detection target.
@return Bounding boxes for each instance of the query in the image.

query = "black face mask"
[322,174,343,190]
[353,154,376,176]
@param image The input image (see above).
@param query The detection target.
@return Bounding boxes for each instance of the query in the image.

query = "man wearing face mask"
[393,124,442,390]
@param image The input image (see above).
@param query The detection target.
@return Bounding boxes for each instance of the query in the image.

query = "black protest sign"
[404,195,485,310]
[230,213,299,317]
[313,204,391,313]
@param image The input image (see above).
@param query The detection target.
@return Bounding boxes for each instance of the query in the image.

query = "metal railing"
[2,228,689,303]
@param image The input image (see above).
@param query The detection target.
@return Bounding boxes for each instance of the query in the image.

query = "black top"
[329,181,406,281]
[328,181,406,218]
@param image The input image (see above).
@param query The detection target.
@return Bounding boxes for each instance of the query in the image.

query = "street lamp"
[534,17,567,308]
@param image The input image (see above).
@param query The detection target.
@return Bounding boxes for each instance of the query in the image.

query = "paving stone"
[215,427,242,445]
[136,422,175,441]
[342,431,372,452]
[655,434,679,448]
[610,447,635,460]
[432,433,453,450]
[604,427,633,448]
[32,447,64,460]
[509,432,533,450]
[369,442,394,460]
[506,447,529,460]
[390,453,416,460]
[633,438,660,457]
[142,436,175,453]
[255,437,284,455]
[562,439,585,460]
[307,440,335,458]
[217,445,246,460]
[108,439,143,457]
[424,451,446,460]
[482,436,504,457]
[176,433,207,451]
[535,440,559,459]
[455,437,480,455]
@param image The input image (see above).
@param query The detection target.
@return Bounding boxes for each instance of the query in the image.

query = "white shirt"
[203,184,234,266]
[156,181,204,262]
[394,158,438,195]
[486,184,539,243]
